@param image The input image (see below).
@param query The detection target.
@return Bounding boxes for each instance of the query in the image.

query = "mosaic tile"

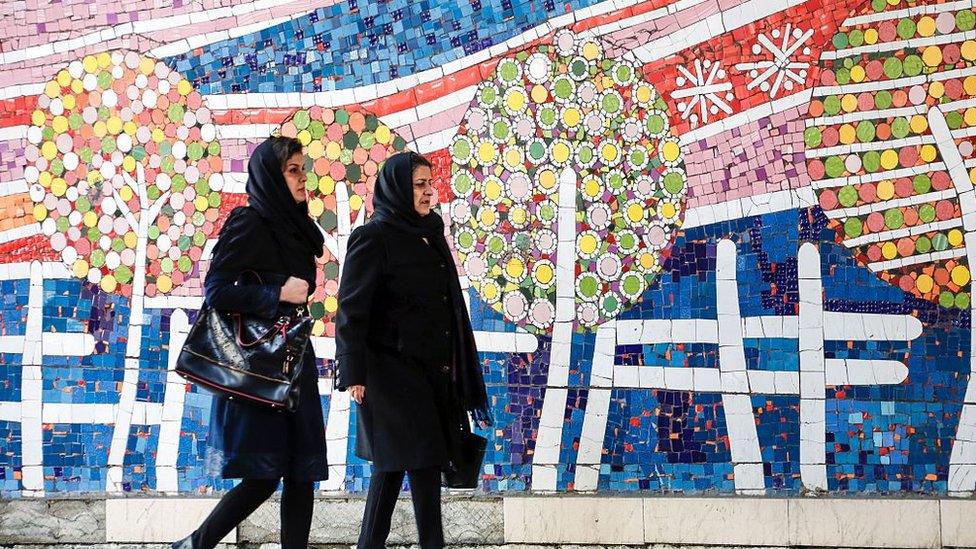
[0,0,975,499]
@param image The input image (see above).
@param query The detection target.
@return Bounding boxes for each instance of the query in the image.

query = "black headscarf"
[245,138,325,258]
[372,152,492,424]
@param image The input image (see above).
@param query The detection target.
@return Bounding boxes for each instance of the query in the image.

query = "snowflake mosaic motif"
[672,59,734,125]
[736,24,815,99]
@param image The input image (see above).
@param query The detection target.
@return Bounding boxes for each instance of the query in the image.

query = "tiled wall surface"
[1,0,975,498]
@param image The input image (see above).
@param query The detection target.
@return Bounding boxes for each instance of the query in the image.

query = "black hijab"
[372,152,492,425]
[245,138,325,259]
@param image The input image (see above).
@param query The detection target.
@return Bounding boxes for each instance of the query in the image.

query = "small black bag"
[176,272,312,412]
[442,430,487,489]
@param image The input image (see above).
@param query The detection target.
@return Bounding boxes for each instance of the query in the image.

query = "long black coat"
[202,206,328,481]
[335,220,466,472]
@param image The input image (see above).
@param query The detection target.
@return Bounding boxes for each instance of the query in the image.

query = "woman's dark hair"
[410,151,432,172]
[268,135,304,169]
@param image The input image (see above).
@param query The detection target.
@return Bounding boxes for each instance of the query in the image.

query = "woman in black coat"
[173,137,328,549]
[335,152,491,549]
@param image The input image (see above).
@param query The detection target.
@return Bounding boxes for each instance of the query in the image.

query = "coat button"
[444,330,450,336]
[439,262,446,268]
[442,365,451,373]
[442,295,448,302]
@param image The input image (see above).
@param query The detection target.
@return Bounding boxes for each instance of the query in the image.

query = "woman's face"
[283,152,307,203]
[413,165,433,216]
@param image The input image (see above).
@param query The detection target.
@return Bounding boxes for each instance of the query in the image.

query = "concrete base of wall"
[1,496,974,548]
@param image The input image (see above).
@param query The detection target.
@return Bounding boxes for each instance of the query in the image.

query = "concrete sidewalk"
[1,496,975,548]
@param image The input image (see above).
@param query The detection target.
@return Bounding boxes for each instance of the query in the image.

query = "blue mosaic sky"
[163,0,606,94]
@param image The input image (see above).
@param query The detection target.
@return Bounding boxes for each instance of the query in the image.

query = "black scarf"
[244,139,325,259]
[372,152,492,424]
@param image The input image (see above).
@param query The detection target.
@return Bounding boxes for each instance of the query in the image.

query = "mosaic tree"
[805,2,976,494]
[278,106,408,338]
[23,51,223,490]
[448,29,688,488]
[450,29,687,333]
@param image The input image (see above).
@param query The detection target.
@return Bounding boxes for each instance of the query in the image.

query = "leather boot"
[171,534,194,549]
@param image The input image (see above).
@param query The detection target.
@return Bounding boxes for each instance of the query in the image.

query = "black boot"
[171,534,194,549]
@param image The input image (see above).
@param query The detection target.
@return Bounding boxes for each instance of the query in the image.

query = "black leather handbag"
[442,430,487,489]
[176,272,312,412]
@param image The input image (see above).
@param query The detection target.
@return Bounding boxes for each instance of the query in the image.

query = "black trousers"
[190,478,314,549]
[357,466,443,549]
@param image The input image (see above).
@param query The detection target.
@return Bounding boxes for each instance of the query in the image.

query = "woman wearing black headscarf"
[173,136,327,549]
[335,151,491,549]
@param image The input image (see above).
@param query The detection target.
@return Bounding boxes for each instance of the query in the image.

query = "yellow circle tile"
[910,114,928,133]
[918,16,937,37]
[917,273,935,293]
[952,265,971,286]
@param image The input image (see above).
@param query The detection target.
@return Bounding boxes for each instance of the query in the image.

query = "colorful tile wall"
[0,0,975,499]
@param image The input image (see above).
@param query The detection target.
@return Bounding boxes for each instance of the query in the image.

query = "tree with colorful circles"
[279,107,408,337]
[23,51,222,490]
[808,4,976,310]
[448,29,688,336]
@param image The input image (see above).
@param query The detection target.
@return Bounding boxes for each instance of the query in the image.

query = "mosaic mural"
[0,0,974,498]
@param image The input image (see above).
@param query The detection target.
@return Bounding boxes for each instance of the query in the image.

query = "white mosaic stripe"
[797,242,827,492]
[0,402,19,422]
[814,75,928,98]
[931,64,976,83]
[610,361,907,394]
[950,231,976,496]
[842,0,973,27]
[813,63,976,100]
[155,309,192,494]
[952,126,976,140]
[0,0,310,66]
[531,167,579,491]
[621,0,810,65]
[681,186,817,229]
[0,83,43,101]
[0,179,28,197]
[936,106,976,495]
[589,0,707,36]
[867,247,967,272]
[42,402,163,424]
[806,135,935,159]
[811,163,946,191]
[715,239,764,495]
[573,321,616,491]
[822,29,976,61]
[823,189,959,219]
[940,96,976,114]
[805,105,928,128]
[0,332,95,356]
[214,124,279,140]
[0,224,40,245]
[19,262,44,496]
[843,218,964,248]
[0,125,27,142]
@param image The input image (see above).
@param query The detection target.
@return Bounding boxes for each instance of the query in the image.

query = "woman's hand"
[348,385,366,404]
[279,276,309,304]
